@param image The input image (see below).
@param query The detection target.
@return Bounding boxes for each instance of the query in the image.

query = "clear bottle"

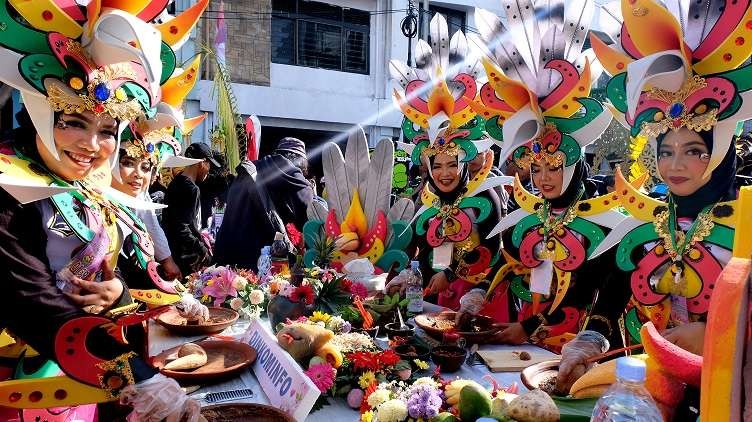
[591,357,662,422]
[406,261,424,314]
[257,246,272,278]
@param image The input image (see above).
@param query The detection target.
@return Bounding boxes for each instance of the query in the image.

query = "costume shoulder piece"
[590,0,751,341]
[0,0,207,408]
[303,127,415,273]
[389,13,510,276]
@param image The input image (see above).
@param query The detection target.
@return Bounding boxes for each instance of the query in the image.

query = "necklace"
[653,195,715,287]
[534,189,583,261]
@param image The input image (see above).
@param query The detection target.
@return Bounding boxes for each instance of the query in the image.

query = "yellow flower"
[361,410,374,422]
[413,359,429,370]
[358,370,376,389]
[310,311,332,324]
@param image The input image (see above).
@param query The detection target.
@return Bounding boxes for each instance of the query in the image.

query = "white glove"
[556,330,609,395]
[176,293,210,321]
[458,289,486,315]
[383,270,410,295]
[121,373,201,422]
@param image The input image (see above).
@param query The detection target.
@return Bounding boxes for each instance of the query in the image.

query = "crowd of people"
[0,0,750,421]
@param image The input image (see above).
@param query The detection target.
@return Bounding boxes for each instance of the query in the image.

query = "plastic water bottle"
[406,261,423,314]
[591,357,662,422]
[257,246,272,278]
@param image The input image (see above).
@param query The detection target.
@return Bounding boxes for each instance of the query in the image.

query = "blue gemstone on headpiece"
[146,143,155,153]
[532,142,542,153]
[668,102,684,118]
[437,138,445,145]
[93,83,111,102]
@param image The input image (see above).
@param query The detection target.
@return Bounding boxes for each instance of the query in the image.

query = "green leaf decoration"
[485,115,504,141]
[459,196,492,222]
[415,207,439,236]
[606,73,628,113]
[511,213,543,247]
[625,307,643,344]
[375,249,409,272]
[402,117,423,141]
[387,221,412,250]
[19,54,66,94]
[558,134,582,167]
[546,98,605,134]
[568,217,606,257]
[705,224,734,250]
[510,275,532,302]
[159,42,176,84]
[616,223,660,271]
[0,1,50,54]
[303,220,323,248]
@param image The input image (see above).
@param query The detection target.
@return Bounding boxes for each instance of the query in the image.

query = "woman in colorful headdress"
[453,2,631,361]
[390,13,507,310]
[586,0,752,356]
[0,0,209,419]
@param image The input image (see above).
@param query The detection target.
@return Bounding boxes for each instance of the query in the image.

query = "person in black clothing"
[162,142,219,275]
[214,137,314,270]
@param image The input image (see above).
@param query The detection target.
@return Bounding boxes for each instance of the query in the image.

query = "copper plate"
[520,358,561,391]
[201,403,294,422]
[157,306,239,336]
[152,340,256,384]
[414,311,501,343]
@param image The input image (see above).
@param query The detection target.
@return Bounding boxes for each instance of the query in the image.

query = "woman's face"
[657,128,711,196]
[37,111,118,181]
[431,153,461,193]
[112,153,153,197]
[531,160,564,200]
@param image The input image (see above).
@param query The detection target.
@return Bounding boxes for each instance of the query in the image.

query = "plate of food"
[152,340,256,384]
[156,306,239,336]
[520,359,562,396]
[414,312,501,343]
[200,403,294,422]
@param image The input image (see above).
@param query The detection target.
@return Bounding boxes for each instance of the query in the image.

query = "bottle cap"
[274,232,284,241]
[616,357,646,383]
[262,246,270,254]
[410,261,419,270]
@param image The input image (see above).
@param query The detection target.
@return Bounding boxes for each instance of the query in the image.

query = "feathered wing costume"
[0,0,208,408]
[589,0,752,343]
[469,0,630,349]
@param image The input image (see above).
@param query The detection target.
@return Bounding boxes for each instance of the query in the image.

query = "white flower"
[412,377,439,388]
[367,389,390,409]
[376,399,407,422]
[249,289,265,305]
[229,298,244,310]
[233,276,248,290]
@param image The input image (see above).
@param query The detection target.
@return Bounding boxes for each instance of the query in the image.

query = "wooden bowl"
[157,307,239,336]
[520,358,562,395]
[431,345,467,373]
[152,340,256,384]
[201,403,294,422]
[414,312,500,343]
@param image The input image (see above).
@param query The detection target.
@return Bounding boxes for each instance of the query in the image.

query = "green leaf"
[553,397,598,421]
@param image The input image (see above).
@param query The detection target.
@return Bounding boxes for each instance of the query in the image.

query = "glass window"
[418,5,466,40]
[271,0,370,74]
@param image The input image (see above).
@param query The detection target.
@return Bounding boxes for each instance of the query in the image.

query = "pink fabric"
[0,405,97,422]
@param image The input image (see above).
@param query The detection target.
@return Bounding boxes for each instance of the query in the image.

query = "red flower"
[286,223,304,250]
[289,284,315,305]
[350,282,368,300]
[341,279,353,291]
[347,352,379,371]
[377,350,400,367]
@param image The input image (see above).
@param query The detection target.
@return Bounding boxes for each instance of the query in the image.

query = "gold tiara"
[639,75,719,138]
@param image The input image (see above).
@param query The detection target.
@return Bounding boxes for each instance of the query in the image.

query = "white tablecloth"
[148,307,557,421]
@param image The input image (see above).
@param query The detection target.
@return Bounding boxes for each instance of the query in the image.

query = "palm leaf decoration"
[196,42,241,174]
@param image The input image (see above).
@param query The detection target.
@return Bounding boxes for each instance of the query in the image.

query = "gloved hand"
[120,373,201,422]
[384,270,410,295]
[176,293,210,322]
[555,330,609,395]
[455,289,486,324]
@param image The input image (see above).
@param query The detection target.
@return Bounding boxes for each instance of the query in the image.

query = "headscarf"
[546,160,589,210]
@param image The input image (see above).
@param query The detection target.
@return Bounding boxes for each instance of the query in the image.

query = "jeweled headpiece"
[390,13,492,168]
[469,1,612,192]
[591,0,752,179]
[0,0,208,166]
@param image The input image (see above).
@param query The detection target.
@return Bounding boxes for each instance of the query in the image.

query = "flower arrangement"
[186,265,266,319]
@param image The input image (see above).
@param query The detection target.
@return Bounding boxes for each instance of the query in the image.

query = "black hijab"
[426,155,470,202]
[658,129,737,218]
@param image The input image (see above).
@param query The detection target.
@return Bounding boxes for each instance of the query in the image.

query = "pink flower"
[202,268,238,306]
[305,363,335,392]
[350,282,368,300]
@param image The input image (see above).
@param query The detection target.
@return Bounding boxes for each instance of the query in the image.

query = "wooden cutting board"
[477,349,555,372]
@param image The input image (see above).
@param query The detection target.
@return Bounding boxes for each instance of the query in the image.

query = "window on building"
[418,5,466,40]
[271,0,370,74]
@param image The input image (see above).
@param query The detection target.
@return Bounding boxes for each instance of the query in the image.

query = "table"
[148,311,557,421]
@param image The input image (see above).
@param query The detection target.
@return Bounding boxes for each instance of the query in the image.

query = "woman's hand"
[662,322,706,356]
[555,331,609,395]
[65,259,123,314]
[492,322,528,345]
[427,271,450,295]
[159,256,183,281]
